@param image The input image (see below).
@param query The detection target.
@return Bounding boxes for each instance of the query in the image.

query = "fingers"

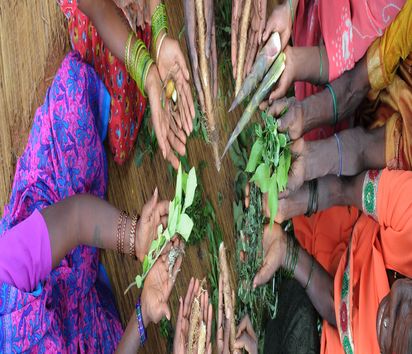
[206,302,213,348]
[236,315,257,342]
[160,302,171,321]
[175,45,191,82]
[258,0,267,44]
[262,9,277,42]
[175,296,184,334]
[234,332,257,353]
[244,30,258,78]
[184,277,196,317]
[168,128,186,157]
[268,96,292,117]
[267,74,288,104]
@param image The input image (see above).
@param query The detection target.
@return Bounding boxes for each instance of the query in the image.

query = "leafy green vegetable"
[125,163,198,293]
[245,111,292,226]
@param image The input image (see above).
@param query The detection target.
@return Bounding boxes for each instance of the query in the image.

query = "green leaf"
[149,238,159,255]
[176,213,194,241]
[183,167,197,212]
[278,134,287,148]
[245,138,264,173]
[168,202,180,236]
[142,255,149,274]
[250,163,271,193]
[135,275,143,288]
[175,164,183,204]
[268,173,278,226]
[276,153,288,192]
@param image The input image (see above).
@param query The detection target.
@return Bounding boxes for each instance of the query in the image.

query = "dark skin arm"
[269,55,370,140]
[280,125,385,196]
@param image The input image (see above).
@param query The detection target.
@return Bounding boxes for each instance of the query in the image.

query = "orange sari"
[294,169,412,353]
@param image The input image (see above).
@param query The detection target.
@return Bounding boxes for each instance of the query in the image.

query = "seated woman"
[0,52,181,352]
[253,168,412,353]
[58,0,195,167]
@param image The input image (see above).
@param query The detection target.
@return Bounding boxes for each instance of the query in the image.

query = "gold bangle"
[124,31,134,72]
[120,214,128,254]
[116,211,126,254]
[129,214,139,258]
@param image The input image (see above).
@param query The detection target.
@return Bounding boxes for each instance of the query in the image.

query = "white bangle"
[156,32,168,63]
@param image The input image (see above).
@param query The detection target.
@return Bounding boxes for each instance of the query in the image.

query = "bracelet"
[318,46,323,85]
[128,39,154,97]
[334,133,343,177]
[152,3,168,50]
[129,214,139,258]
[116,211,127,254]
[304,179,318,217]
[121,213,128,254]
[136,297,147,345]
[156,31,167,63]
[325,83,338,126]
[283,236,299,278]
[288,0,294,26]
[124,31,134,72]
[304,257,315,290]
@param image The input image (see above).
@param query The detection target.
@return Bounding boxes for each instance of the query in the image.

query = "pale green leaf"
[245,138,264,172]
[250,163,271,193]
[175,163,183,204]
[176,213,194,241]
[157,224,164,236]
[135,275,143,288]
[168,203,180,236]
[276,153,288,192]
[142,255,149,274]
[268,173,278,226]
[149,238,159,255]
[278,134,287,148]
[183,167,197,212]
[163,228,171,241]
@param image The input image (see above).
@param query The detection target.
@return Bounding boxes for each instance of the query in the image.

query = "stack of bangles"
[152,3,169,62]
[283,235,299,279]
[305,179,319,217]
[116,211,139,259]
[125,31,153,97]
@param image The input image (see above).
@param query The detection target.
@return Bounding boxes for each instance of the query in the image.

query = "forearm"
[79,0,131,62]
[287,241,336,326]
[41,194,132,268]
[302,56,370,134]
[292,46,329,85]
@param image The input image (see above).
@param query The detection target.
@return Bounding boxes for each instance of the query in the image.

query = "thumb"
[262,12,277,41]
[253,262,273,288]
[176,51,190,81]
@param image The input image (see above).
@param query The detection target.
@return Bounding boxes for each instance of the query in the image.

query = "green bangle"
[318,46,323,85]
[124,31,134,73]
[129,39,153,97]
[288,0,294,26]
[325,83,338,126]
[152,3,168,49]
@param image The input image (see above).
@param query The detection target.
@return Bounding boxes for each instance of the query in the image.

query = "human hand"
[234,315,258,354]
[259,45,295,109]
[141,238,183,325]
[262,1,292,51]
[157,36,195,135]
[135,187,169,262]
[173,278,212,354]
[253,223,286,288]
[146,65,187,169]
[243,0,267,77]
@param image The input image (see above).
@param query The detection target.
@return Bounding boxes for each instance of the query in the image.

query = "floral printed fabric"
[0,52,122,353]
[58,0,151,164]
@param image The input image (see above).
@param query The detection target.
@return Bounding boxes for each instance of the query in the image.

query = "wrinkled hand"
[173,278,213,354]
[263,1,292,51]
[146,66,187,169]
[253,223,286,288]
[135,187,169,262]
[157,36,195,136]
[141,238,183,325]
[244,0,267,78]
[259,45,295,109]
[234,315,258,354]
[267,96,304,140]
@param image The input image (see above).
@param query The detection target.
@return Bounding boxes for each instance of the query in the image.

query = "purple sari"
[0,52,122,353]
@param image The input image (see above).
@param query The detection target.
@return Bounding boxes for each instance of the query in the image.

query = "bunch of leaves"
[134,106,158,167]
[235,184,278,353]
[246,110,291,225]
[160,318,174,353]
[125,163,198,293]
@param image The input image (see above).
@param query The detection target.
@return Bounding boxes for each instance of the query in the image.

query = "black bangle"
[305,179,318,217]
[304,257,315,290]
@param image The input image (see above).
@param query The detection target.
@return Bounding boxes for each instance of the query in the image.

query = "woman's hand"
[135,187,169,262]
[173,278,213,354]
[234,315,258,354]
[146,65,187,169]
[157,36,195,136]
[141,238,183,326]
[253,223,286,288]
[262,1,292,51]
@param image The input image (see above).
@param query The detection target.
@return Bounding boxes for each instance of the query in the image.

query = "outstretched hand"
[157,36,195,136]
[141,237,183,326]
[135,187,169,262]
